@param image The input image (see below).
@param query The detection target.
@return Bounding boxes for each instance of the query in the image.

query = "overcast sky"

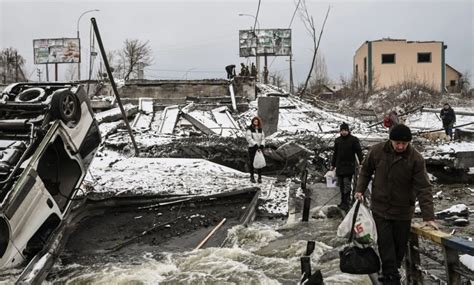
[1,0,473,86]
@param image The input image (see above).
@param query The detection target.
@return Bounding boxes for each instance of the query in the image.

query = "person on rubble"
[355,124,438,285]
[440,103,456,140]
[250,63,257,78]
[330,122,363,211]
[240,63,249,76]
[383,110,399,133]
[245,116,265,183]
[225,64,236,79]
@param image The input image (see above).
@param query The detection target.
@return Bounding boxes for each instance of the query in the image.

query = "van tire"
[50,90,81,123]
[14,88,45,102]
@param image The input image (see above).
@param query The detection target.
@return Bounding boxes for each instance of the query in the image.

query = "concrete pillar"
[257,96,279,136]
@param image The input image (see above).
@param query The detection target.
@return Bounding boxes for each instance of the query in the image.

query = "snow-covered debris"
[435,204,469,218]
[87,150,290,215]
[158,105,179,134]
[239,93,378,140]
[95,103,138,123]
[460,254,474,271]
[405,106,474,131]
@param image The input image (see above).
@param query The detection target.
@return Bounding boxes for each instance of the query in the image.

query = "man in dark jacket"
[440,103,456,140]
[355,124,438,285]
[331,122,363,211]
[225,64,236,79]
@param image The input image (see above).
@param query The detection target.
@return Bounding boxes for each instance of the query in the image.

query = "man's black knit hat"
[340,122,349,131]
[389,124,412,141]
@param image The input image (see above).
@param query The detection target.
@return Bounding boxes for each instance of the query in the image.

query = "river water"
[45,218,371,285]
[1,182,472,284]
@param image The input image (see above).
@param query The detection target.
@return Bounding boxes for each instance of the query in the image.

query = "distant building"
[445,63,462,93]
[353,38,461,93]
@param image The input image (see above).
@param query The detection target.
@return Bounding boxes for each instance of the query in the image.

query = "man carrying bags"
[355,124,438,285]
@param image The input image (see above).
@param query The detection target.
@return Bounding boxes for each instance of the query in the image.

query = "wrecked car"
[0,83,101,269]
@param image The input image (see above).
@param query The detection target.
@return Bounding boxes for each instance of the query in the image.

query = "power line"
[269,0,302,73]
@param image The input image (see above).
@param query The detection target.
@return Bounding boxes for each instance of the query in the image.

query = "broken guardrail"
[406,223,474,283]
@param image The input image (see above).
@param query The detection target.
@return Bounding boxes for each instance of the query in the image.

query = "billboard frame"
[33,38,81,64]
[239,29,291,57]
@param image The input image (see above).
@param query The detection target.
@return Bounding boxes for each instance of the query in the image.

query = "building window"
[355,64,359,77]
[418,52,431,63]
[450,80,456,87]
[381,54,395,64]
[364,57,367,72]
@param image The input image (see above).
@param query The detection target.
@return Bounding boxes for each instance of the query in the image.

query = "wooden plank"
[410,223,451,245]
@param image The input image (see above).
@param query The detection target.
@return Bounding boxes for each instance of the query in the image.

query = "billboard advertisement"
[33,38,80,64]
[239,29,291,57]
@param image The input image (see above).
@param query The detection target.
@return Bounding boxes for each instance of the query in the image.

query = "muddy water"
[46,220,371,285]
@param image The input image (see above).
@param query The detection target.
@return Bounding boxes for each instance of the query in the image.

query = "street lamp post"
[238,13,260,79]
[76,9,99,81]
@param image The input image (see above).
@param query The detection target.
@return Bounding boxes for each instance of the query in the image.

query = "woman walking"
[245,116,265,183]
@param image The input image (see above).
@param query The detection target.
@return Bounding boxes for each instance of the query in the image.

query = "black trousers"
[337,175,353,210]
[373,213,411,284]
[248,146,262,177]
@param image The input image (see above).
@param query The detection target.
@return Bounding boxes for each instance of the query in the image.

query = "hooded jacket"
[355,140,435,221]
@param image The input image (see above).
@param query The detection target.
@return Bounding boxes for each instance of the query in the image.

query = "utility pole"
[45,64,49,82]
[36,68,42,82]
[289,53,294,94]
[15,51,18,82]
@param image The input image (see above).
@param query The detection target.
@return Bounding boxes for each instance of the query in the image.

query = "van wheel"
[14,88,45,102]
[50,90,81,123]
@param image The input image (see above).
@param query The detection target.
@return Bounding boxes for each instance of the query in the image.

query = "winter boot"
[257,175,262,183]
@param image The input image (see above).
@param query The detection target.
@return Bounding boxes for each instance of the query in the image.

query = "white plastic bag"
[253,149,266,169]
[337,202,377,244]
[324,170,337,188]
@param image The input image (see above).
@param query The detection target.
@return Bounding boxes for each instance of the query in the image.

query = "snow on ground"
[86,150,290,215]
[405,107,474,131]
[460,254,474,272]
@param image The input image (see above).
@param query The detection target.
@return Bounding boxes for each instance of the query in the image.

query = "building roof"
[446,63,462,76]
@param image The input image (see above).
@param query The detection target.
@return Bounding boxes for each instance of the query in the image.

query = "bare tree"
[298,2,330,97]
[459,70,471,95]
[117,39,153,80]
[308,53,329,92]
[0,47,26,83]
[269,71,286,89]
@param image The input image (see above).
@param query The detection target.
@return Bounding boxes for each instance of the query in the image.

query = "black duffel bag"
[339,201,380,274]
[339,245,380,274]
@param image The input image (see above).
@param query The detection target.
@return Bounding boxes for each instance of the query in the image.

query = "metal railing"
[406,223,474,284]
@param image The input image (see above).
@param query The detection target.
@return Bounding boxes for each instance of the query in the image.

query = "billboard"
[33,38,80,64]
[239,29,291,57]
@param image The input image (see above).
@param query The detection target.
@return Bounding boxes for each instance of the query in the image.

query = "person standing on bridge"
[355,124,438,285]
[331,122,363,212]
[245,116,265,183]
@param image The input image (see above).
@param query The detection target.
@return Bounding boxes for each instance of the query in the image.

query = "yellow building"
[354,38,461,93]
